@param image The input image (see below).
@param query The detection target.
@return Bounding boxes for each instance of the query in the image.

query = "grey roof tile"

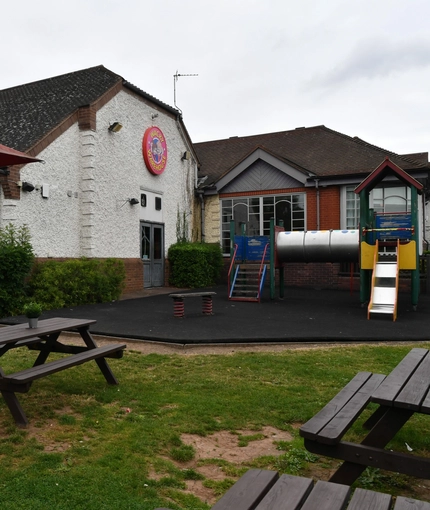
[0,66,122,152]
[194,125,429,184]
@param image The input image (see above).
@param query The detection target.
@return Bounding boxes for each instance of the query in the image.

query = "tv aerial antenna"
[173,71,198,113]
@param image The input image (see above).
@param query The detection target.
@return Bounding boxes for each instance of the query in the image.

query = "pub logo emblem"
[142,126,167,175]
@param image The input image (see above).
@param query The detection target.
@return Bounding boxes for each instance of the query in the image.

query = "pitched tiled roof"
[0,66,122,152]
[194,125,429,185]
[0,65,181,154]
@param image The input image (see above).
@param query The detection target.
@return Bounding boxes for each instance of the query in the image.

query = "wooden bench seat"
[169,291,216,317]
[155,469,430,510]
[299,371,386,445]
[1,344,126,385]
[0,336,42,354]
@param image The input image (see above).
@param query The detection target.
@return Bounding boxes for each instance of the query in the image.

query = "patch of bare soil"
[181,427,292,463]
[168,427,292,505]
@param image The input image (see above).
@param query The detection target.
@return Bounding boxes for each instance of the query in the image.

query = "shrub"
[27,258,126,309]
[23,301,43,318]
[168,242,223,288]
[0,224,35,317]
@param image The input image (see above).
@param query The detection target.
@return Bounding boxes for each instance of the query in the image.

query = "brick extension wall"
[283,262,359,291]
[222,258,423,294]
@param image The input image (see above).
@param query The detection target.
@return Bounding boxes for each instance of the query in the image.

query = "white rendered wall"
[90,90,194,258]
[1,89,195,260]
[3,126,83,258]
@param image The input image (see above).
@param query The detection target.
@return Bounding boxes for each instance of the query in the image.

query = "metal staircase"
[230,263,267,302]
[228,243,269,302]
[368,240,400,321]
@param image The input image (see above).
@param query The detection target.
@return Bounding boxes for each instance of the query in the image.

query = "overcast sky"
[3,0,430,156]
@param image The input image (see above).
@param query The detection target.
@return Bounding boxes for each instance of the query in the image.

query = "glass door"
[141,222,164,287]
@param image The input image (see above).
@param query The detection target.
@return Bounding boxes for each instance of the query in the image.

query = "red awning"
[0,143,42,167]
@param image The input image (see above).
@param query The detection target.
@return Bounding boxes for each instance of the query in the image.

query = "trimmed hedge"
[168,242,223,288]
[27,258,126,309]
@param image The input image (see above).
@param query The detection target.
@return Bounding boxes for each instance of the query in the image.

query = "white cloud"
[312,38,430,88]
[1,0,430,155]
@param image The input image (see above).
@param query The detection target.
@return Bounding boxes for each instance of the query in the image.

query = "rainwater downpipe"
[315,178,320,230]
[196,190,205,242]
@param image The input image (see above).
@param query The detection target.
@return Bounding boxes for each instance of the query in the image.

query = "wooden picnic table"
[0,317,125,427]
[300,347,430,485]
[155,468,430,509]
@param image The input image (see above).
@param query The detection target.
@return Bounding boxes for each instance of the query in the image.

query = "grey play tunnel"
[276,230,359,263]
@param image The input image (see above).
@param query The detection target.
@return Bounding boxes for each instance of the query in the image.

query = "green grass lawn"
[0,343,429,509]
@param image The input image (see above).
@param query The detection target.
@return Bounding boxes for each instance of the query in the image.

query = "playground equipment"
[228,225,359,302]
[359,213,418,320]
[356,158,423,319]
[276,230,359,263]
[228,233,269,302]
[228,158,423,319]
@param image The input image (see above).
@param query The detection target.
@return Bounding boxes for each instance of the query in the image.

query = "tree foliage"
[0,224,35,317]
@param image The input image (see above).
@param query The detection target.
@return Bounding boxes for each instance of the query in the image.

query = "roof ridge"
[0,65,118,93]
[320,126,428,168]
[194,125,327,146]
[352,135,428,167]
[123,80,179,116]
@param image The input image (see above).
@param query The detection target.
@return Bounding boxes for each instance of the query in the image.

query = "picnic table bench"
[169,291,216,317]
[0,317,125,427]
[300,347,430,485]
[155,468,430,509]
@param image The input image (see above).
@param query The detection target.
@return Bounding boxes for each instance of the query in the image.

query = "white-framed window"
[221,193,306,254]
[341,184,412,229]
[344,186,360,230]
[372,186,411,214]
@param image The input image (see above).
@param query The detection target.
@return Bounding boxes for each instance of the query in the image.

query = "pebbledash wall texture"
[2,88,195,293]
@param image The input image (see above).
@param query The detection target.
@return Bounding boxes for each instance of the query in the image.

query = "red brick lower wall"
[222,259,423,293]
[122,258,144,293]
[281,262,360,291]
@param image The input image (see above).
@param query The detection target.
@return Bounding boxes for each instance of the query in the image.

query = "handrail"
[228,244,239,298]
[257,243,270,302]
[367,239,379,319]
[393,239,400,321]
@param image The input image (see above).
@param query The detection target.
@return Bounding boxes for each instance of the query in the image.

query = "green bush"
[0,224,35,318]
[168,242,223,288]
[22,301,43,318]
[27,258,126,309]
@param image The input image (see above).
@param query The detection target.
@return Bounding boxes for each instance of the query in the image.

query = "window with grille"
[221,193,306,255]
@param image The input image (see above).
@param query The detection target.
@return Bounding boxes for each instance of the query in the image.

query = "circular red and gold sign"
[142,126,168,175]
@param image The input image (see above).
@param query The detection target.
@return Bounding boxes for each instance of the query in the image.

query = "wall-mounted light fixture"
[120,197,139,208]
[181,151,191,161]
[151,113,159,120]
[108,122,123,133]
[22,181,35,192]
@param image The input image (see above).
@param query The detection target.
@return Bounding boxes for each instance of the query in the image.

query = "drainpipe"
[196,190,205,242]
[315,178,320,230]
